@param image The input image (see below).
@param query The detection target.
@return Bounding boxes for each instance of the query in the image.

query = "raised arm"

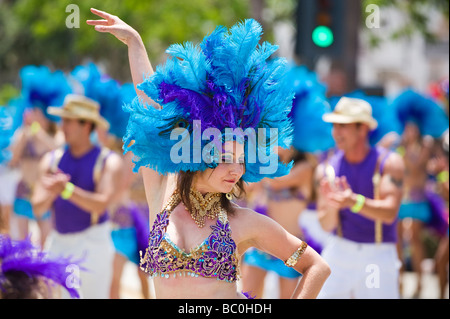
[87,8,169,222]
[87,8,160,109]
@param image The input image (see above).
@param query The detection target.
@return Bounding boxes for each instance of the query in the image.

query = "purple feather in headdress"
[0,235,83,298]
[124,19,294,182]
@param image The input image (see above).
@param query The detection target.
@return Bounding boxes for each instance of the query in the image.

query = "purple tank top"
[328,147,397,243]
[53,146,109,234]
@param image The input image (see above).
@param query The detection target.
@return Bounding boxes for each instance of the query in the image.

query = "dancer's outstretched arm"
[87,8,170,222]
[87,8,161,109]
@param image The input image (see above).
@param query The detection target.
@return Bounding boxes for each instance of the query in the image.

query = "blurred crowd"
[0,61,448,299]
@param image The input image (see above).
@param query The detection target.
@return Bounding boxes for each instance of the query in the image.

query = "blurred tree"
[363,0,449,47]
[0,0,249,88]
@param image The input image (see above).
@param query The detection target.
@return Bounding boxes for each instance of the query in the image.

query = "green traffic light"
[312,26,334,47]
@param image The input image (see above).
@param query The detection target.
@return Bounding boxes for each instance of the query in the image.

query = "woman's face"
[194,141,245,194]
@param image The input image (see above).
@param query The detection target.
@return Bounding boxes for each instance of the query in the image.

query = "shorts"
[14,197,51,220]
[398,201,432,223]
[111,227,139,265]
[243,248,302,279]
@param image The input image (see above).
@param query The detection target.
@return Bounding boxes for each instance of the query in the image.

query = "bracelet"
[437,171,449,183]
[30,121,41,135]
[284,241,308,268]
[351,194,365,213]
[61,182,75,200]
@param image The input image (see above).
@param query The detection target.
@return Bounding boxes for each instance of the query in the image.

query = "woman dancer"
[87,8,330,299]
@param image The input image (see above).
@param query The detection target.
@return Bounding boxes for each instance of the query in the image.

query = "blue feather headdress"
[123,19,294,183]
[0,235,83,298]
[0,106,15,164]
[285,65,334,153]
[71,63,135,139]
[19,65,72,122]
[390,88,449,138]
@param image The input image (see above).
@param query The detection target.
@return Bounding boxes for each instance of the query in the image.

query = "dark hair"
[0,271,49,299]
[176,170,246,217]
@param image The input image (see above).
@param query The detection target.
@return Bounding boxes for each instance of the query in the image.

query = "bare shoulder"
[384,151,405,174]
[228,203,282,239]
[314,162,327,182]
[38,151,53,172]
[105,151,123,170]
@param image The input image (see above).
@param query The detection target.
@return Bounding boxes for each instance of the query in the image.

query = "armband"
[284,241,308,268]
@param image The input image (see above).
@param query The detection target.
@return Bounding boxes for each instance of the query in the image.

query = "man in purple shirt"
[32,94,123,298]
[315,97,404,298]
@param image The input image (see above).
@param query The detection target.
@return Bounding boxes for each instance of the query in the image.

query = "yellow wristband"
[351,194,365,213]
[61,182,75,200]
[30,121,41,135]
[437,171,449,183]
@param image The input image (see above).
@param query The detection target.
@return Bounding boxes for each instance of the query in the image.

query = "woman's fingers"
[90,8,113,20]
[86,19,110,26]
[93,25,115,33]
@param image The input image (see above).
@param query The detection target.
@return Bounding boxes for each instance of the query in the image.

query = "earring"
[226,193,233,200]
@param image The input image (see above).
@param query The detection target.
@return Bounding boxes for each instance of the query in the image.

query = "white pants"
[318,236,401,299]
[45,222,114,299]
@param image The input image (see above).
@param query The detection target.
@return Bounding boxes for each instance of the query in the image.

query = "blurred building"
[273,2,449,98]
[358,6,449,97]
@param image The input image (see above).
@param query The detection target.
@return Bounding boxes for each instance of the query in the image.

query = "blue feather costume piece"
[0,97,28,164]
[285,65,334,153]
[123,19,294,182]
[71,63,135,139]
[390,88,449,138]
[19,65,72,122]
[0,106,15,164]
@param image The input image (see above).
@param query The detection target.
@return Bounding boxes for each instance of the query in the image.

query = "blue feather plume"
[71,63,135,139]
[19,65,72,122]
[284,65,334,153]
[124,19,295,182]
[390,88,449,138]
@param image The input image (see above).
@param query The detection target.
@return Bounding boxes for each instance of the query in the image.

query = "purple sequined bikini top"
[139,192,240,283]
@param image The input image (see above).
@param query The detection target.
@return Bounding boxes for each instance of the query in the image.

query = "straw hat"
[47,94,109,130]
[322,97,378,130]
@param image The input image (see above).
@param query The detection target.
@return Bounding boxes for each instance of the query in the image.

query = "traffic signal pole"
[295,0,361,92]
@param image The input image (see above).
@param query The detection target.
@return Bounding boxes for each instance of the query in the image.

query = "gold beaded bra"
[139,192,240,283]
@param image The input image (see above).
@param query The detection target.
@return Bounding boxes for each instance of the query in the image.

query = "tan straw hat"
[47,94,110,130]
[322,97,378,130]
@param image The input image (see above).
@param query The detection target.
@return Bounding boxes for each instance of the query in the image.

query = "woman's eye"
[222,156,233,163]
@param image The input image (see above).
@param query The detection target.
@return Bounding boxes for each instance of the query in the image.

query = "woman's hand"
[86,7,159,108]
[86,8,140,46]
